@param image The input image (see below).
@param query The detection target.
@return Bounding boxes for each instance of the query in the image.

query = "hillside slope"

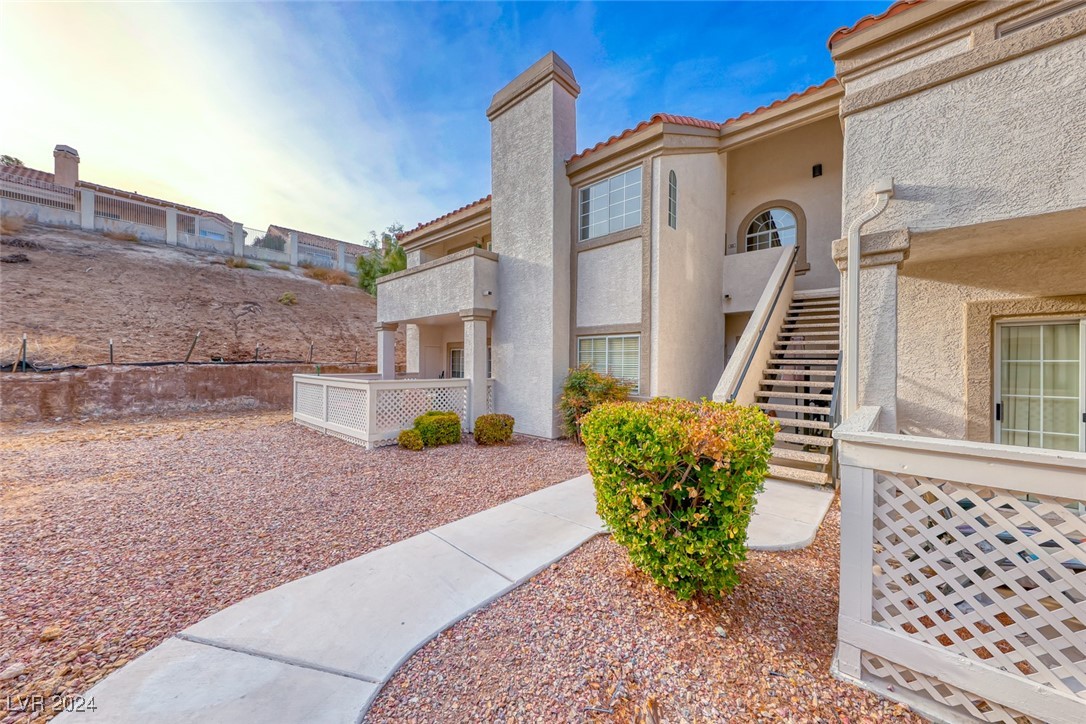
[0,223,400,367]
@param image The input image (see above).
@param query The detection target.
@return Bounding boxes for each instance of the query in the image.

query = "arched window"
[667,170,677,229]
[744,208,797,252]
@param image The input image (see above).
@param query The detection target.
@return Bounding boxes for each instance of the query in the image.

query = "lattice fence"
[327,386,368,433]
[374,385,467,436]
[294,382,324,420]
[866,471,1086,718]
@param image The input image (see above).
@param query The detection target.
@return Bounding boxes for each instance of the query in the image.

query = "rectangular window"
[577,335,640,394]
[578,167,641,241]
[996,319,1084,452]
[199,230,225,241]
[450,348,464,379]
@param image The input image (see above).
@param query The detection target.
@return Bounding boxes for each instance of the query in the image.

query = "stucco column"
[336,242,347,271]
[376,322,398,380]
[79,189,95,231]
[405,324,420,374]
[232,222,245,257]
[832,229,910,433]
[289,231,300,266]
[165,209,178,245]
[487,52,579,438]
[461,309,491,429]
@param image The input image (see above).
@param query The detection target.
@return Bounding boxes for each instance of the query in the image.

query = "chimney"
[53,145,79,188]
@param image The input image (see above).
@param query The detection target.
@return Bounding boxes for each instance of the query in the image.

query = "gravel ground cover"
[0,412,587,723]
[367,504,922,723]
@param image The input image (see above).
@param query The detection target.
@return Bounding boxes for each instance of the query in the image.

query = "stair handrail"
[717,244,798,403]
[828,348,844,484]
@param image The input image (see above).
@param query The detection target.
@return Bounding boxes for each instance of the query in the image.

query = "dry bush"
[0,215,26,235]
[270,262,290,271]
[226,257,256,269]
[104,230,140,242]
[277,292,297,305]
[303,267,352,286]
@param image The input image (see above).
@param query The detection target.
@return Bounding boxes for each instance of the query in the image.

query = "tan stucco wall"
[843,36,1086,236]
[575,238,642,328]
[416,321,467,379]
[650,152,727,399]
[897,243,1086,440]
[726,116,843,291]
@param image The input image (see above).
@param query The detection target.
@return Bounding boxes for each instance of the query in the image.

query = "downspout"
[845,177,894,417]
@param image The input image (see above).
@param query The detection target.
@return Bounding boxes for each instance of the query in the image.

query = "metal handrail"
[727,244,798,402]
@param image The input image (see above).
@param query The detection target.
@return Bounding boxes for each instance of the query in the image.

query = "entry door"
[996,320,1085,452]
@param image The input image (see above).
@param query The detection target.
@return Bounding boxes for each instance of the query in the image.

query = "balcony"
[376,247,498,324]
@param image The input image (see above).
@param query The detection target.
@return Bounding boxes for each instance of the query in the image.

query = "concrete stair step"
[776,431,833,447]
[785,314,839,322]
[771,447,830,465]
[771,417,833,430]
[768,464,833,486]
[769,358,839,366]
[778,331,838,338]
[792,288,840,300]
[760,403,830,416]
[764,369,837,378]
[782,323,839,330]
[756,391,832,401]
[775,349,839,356]
[761,382,836,392]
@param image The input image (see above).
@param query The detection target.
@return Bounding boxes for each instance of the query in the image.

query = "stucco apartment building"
[376,0,1084,477]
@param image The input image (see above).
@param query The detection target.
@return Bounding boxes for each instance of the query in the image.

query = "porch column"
[832,229,910,434]
[461,308,491,429]
[376,322,398,379]
[405,324,420,375]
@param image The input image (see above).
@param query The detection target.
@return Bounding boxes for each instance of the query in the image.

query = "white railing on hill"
[0,171,77,211]
[834,406,1086,724]
[94,194,167,229]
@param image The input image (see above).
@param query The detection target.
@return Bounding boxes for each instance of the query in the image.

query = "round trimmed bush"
[558,365,634,442]
[414,410,461,447]
[582,398,777,599]
[397,428,423,451]
[473,413,515,445]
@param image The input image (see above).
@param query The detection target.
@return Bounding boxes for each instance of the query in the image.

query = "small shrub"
[277,292,297,306]
[582,398,777,600]
[414,410,461,447]
[270,262,291,271]
[0,215,26,235]
[397,428,423,451]
[474,413,514,445]
[304,267,352,286]
[104,229,139,242]
[558,365,634,442]
[226,257,255,269]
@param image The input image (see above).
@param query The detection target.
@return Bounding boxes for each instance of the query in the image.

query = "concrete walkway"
[57,474,831,723]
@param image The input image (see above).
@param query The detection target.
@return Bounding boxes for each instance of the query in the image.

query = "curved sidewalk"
[56,474,830,723]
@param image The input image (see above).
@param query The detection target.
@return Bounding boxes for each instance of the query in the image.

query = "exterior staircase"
[756,288,841,486]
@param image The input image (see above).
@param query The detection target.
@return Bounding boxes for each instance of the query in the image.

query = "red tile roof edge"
[398,194,492,241]
[828,0,928,48]
[567,79,839,164]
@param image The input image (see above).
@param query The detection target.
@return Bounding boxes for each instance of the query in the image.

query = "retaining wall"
[0,363,374,423]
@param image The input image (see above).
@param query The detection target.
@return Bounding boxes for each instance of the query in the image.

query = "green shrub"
[397,428,423,451]
[582,398,777,600]
[473,414,514,445]
[414,410,461,447]
[558,365,634,442]
[278,291,297,305]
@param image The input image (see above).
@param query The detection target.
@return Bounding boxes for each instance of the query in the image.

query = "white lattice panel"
[870,472,1086,700]
[486,382,494,413]
[326,386,368,434]
[294,382,324,419]
[374,386,467,433]
[862,653,1034,723]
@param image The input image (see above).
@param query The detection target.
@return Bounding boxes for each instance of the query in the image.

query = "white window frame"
[449,347,464,379]
[577,334,640,394]
[993,317,1085,452]
[667,170,678,229]
[744,208,797,252]
[578,167,642,242]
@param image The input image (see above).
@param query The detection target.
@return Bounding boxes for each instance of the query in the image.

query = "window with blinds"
[579,167,642,241]
[577,335,640,394]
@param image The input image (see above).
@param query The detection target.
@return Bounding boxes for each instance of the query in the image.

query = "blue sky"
[2,1,888,241]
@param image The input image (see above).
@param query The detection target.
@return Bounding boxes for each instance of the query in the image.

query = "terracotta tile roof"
[266,224,372,255]
[568,114,722,163]
[1,164,56,184]
[828,0,928,48]
[398,194,492,241]
[722,78,839,125]
[568,80,839,164]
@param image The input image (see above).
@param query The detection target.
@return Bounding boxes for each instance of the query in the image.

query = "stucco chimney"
[53,145,79,188]
[487,51,579,438]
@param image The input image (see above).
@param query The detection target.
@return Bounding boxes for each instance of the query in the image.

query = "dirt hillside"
[0,222,401,367]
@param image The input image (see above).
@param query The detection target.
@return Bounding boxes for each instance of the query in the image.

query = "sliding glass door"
[996,320,1085,452]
